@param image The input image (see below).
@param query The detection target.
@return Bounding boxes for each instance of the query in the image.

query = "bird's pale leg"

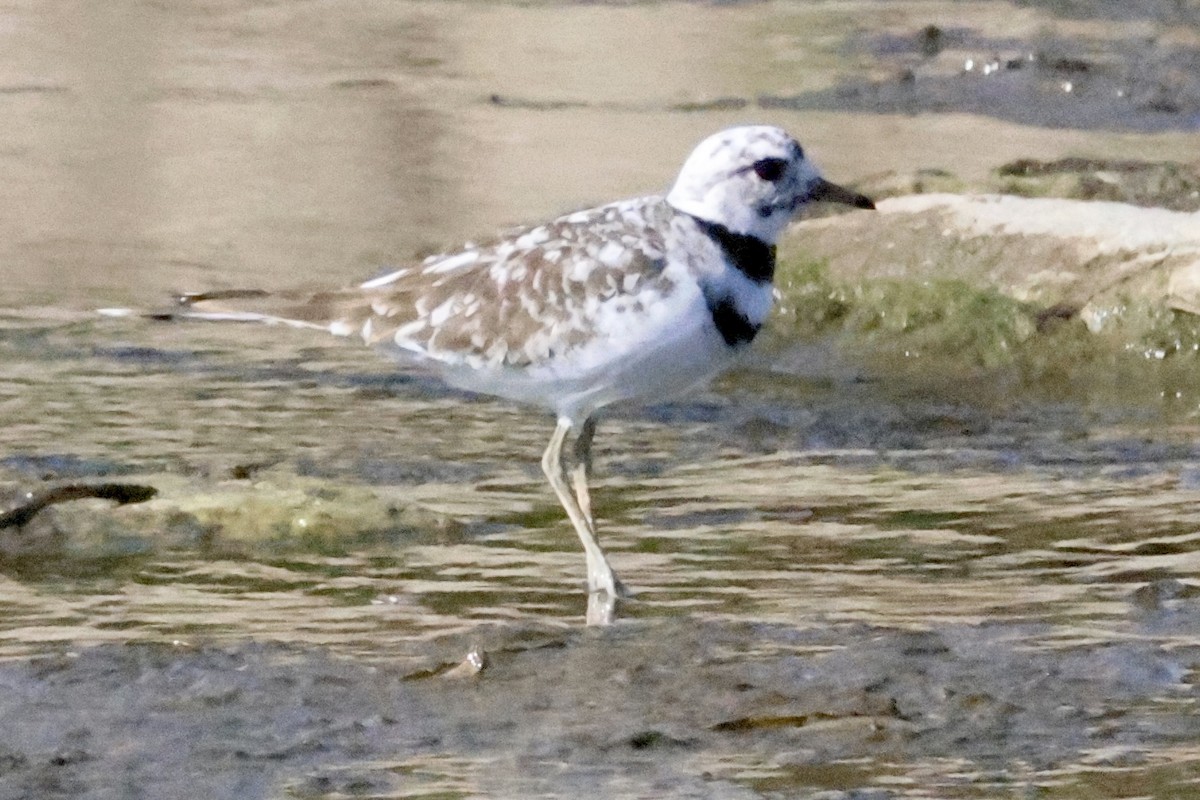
[542,417,619,625]
[569,416,629,600]
[569,416,597,526]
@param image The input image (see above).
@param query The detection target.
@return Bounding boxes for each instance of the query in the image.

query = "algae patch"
[772,258,1042,367]
[145,474,465,555]
[0,468,466,567]
[769,257,1200,411]
[995,158,1200,212]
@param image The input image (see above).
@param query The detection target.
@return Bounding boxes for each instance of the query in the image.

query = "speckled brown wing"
[339,197,678,370]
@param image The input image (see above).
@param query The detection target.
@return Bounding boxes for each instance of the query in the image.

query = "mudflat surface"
[2,1,1200,798]
[4,615,1199,799]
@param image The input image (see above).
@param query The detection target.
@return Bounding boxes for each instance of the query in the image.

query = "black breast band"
[690,218,776,283]
[703,289,760,347]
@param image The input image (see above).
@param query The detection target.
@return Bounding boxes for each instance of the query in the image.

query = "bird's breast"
[696,266,775,349]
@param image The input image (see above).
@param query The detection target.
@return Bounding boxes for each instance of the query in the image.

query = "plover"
[123,126,874,625]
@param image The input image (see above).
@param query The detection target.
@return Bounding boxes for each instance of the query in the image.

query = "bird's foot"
[583,567,634,626]
[585,588,618,626]
[587,564,633,600]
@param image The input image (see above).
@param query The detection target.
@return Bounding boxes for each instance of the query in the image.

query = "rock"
[780,194,1200,365]
[798,193,1200,311]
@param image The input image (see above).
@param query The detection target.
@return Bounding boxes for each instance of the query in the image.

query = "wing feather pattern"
[141,197,680,372]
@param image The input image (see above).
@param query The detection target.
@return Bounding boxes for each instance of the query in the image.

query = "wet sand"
[3,615,1198,799]
[2,1,1200,798]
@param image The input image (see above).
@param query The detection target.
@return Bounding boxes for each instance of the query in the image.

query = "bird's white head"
[665,125,873,243]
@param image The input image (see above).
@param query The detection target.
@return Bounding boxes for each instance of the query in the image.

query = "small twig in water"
[0,483,157,530]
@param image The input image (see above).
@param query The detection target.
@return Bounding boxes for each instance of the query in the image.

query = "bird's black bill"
[809,178,875,210]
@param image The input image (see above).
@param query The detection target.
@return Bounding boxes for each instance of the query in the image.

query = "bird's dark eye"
[752,157,788,182]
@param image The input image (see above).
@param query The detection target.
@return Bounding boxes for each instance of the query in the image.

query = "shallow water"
[4,319,1200,665]
[3,0,1200,797]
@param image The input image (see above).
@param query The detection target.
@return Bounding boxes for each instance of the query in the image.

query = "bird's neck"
[687,216,776,284]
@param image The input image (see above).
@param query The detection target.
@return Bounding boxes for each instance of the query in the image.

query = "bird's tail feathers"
[98,289,349,334]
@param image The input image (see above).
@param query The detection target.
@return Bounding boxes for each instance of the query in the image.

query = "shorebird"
[112,125,874,624]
